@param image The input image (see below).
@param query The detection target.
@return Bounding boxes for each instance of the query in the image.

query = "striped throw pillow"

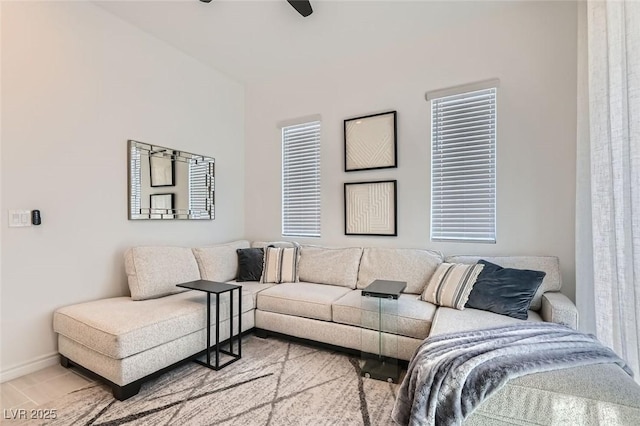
[421,263,484,310]
[261,246,300,284]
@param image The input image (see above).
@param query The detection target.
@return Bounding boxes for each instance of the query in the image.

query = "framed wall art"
[344,111,397,172]
[344,180,397,236]
[149,150,175,187]
[150,193,174,219]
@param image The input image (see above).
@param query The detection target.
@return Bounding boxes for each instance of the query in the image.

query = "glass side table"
[360,279,406,383]
[176,280,242,370]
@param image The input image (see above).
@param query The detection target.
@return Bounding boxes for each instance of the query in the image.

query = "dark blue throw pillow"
[465,260,546,320]
[236,248,264,282]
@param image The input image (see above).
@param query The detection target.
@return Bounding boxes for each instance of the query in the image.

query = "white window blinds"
[189,158,214,219]
[431,87,497,243]
[129,144,141,215]
[282,121,321,237]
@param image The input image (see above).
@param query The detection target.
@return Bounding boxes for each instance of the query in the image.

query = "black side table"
[177,280,242,370]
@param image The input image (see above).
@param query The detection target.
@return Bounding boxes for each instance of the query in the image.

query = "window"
[430,85,497,243]
[282,121,321,237]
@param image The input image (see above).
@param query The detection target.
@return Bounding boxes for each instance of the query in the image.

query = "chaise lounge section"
[54,241,257,399]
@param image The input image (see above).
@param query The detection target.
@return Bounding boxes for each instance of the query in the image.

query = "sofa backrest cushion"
[444,255,561,311]
[193,240,251,283]
[357,248,444,294]
[124,246,201,301]
[298,246,363,289]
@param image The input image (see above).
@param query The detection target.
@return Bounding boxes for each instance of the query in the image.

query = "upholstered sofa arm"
[540,292,578,329]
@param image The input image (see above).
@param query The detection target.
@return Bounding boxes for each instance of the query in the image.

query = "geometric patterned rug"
[26,336,399,425]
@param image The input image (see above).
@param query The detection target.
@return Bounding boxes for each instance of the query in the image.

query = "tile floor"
[0,364,93,414]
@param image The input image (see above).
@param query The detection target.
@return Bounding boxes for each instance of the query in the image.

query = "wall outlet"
[9,210,32,227]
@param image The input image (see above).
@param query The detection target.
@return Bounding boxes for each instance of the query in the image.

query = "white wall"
[0,2,245,378]
[245,2,578,298]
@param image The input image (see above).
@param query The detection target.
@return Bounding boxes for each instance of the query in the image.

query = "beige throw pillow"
[261,246,299,284]
[421,263,484,310]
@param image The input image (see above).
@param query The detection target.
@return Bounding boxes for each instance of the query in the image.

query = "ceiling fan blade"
[287,0,313,17]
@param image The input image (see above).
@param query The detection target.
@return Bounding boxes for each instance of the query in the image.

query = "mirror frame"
[128,140,215,220]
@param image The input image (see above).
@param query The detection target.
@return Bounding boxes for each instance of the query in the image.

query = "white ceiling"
[95,1,507,85]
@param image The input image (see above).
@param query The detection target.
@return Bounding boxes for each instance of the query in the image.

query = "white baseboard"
[0,352,60,383]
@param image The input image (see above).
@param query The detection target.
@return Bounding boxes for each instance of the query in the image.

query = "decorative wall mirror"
[128,140,215,220]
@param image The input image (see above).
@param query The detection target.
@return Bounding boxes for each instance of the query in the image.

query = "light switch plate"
[9,210,32,227]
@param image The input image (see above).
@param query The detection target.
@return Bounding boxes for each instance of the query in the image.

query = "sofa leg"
[113,382,141,401]
[60,355,71,368]
[254,328,268,339]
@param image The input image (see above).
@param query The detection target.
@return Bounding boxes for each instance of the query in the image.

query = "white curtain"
[586,0,640,381]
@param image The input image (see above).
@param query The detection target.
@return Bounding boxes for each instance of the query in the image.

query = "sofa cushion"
[257,282,351,321]
[421,263,484,310]
[124,246,201,301]
[261,246,299,283]
[193,240,250,282]
[466,260,545,319]
[469,363,640,425]
[357,248,444,294]
[429,306,543,337]
[332,291,436,340]
[227,281,275,305]
[298,246,363,289]
[53,290,254,359]
[445,255,561,311]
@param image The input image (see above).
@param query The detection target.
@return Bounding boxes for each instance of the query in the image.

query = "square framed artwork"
[344,180,397,236]
[344,111,397,172]
[149,150,175,187]
[150,193,174,219]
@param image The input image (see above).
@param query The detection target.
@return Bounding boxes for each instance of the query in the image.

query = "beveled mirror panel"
[128,140,215,220]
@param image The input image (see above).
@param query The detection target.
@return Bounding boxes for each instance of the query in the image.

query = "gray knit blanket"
[392,322,633,426]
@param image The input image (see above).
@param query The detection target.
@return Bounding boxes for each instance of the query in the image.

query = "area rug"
[28,336,399,425]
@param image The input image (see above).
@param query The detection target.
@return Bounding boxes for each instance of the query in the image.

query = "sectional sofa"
[52,240,640,424]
